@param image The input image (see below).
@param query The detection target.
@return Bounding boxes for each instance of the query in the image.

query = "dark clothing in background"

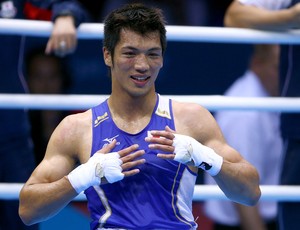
[0,1,86,229]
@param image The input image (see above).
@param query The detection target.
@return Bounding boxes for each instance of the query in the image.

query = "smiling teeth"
[133,76,147,81]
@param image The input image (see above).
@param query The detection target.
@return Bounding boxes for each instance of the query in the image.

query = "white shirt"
[204,70,283,225]
[239,0,291,10]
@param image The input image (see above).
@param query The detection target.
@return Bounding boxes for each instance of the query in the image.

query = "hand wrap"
[67,152,124,193]
[172,134,223,176]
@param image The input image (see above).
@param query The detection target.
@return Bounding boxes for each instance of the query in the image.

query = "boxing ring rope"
[1,19,300,201]
[1,183,300,202]
[0,94,300,112]
[1,18,300,44]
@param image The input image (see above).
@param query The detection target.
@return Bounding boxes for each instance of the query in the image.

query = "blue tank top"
[85,94,197,230]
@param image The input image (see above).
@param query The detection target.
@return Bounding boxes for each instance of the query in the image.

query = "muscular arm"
[19,113,90,225]
[192,105,260,206]
[212,144,260,206]
[225,1,300,30]
[235,204,267,230]
[19,111,145,225]
[147,102,261,206]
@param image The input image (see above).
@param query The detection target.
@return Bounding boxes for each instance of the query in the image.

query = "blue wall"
[40,204,90,229]
[22,36,252,96]
[63,39,252,96]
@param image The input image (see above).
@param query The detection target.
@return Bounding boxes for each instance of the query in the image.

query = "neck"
[108,92,157,121]
[107,92,157,134]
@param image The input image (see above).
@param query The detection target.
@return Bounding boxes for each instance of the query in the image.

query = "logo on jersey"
[0,1,17,18]
[155,107,171,119]
[102,135,120,147]
[94,112,109,127]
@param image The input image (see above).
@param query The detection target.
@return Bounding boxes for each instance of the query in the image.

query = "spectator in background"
[0,1,86,229]
[224,1,300,229]
[25,48,71,165]
[22,0,86,56]
[205,44,282,230]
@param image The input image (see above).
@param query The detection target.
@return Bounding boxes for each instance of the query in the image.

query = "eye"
[123,51,135,57]
[148,52,161,58]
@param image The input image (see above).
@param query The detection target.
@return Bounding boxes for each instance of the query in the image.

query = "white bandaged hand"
[67,152,124,193]
[172,134,223,176]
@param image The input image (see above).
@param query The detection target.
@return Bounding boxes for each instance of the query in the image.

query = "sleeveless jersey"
[85,94,197,230]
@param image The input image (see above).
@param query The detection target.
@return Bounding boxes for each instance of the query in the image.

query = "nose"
[135,54,149,72]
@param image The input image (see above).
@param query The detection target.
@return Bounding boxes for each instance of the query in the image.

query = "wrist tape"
[173,134,223,176]
[68,152,123,193]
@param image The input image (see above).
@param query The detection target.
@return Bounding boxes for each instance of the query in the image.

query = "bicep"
[26,118,78,185]
[27,153,74,186]
[198,110,244,164]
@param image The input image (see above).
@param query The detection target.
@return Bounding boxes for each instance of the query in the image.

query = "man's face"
[103,29,163,97]
[28,56,64,94]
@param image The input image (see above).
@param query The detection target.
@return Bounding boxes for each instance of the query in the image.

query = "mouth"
[130,75,151,82]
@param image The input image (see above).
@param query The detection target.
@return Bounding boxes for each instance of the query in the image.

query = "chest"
[112,115,151,134]
[91,112,174,155]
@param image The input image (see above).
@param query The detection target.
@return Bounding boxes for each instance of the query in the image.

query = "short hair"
[103,3,167,57]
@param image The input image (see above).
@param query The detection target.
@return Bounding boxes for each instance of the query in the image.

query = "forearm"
[53,14,76,28]
[19,176,77,225]
[147,128,261,205]
[214,160,261,206]
[161,132,261,205]
[235,203,267,230]
[225,1,299,30]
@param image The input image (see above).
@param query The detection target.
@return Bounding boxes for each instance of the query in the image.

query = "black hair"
[103,3,167,58]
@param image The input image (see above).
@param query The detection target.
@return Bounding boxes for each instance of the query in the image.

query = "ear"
[103,47,112,67]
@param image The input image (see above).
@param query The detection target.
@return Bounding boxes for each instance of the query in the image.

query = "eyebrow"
[122,46,162,52]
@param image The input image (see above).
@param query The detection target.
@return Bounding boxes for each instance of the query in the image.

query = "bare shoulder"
[172,100,222,144]
[171,100,243,162]
[25,110,93,184]
[172,100,214,129]
[59,110,92,135]
[47,109,93,162]
[172,100,209,114]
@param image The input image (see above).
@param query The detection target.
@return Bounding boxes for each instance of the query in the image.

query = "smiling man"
[19,3,261,230]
